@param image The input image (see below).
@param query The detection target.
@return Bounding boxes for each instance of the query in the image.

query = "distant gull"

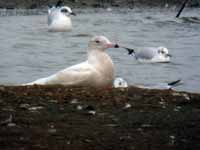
[48,1,76,32]
[113,77,181,90]
[122,46,172,63]
[24,36,119,87]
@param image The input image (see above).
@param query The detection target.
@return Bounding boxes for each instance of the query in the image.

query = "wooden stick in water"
[176,0,190,18]
[56,0,64,7]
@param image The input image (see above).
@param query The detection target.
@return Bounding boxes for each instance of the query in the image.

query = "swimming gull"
[24,36,119,87]
[48,2,76,32]
[123,46,172,63]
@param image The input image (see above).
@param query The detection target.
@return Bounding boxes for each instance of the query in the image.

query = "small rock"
[28,106,44,111]
[159,101,165,105]
[169,135,176,144]
[119,135,132,141]
[70,99,79,104]
[76,105,97,115]
[172,92,181,96]
[173,108,179,112]
[123,103,132,109]
[182,93,190,101]
[85,105,96,115]
[76,105,83,110]
[87,110,96,115]
[174,106,182,112]
[0,114,12,125]
[50,124,54,128]
[20,137,25,141]
[172,92,191,101]
[49,100,58,103]
[59,107,65,111]
[170,135,175,139]
[2,107,15,112]
[19,104,30,109]
[7,122,16,127]
[137,128,143,132]
[159,101,166,109]
[84,139,92,143]
[0,86,5,91]
[105,124,118,127]
[141,124,152,128]
[48,128,57,134]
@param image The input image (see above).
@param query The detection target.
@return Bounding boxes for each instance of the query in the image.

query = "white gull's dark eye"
[95,40,100,43]
[158,50,164,54]
[161,50,165,54]
[61,9,68,13]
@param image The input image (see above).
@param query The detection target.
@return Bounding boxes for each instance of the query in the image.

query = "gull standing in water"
[24,36,119,87]
[48,1,76,32]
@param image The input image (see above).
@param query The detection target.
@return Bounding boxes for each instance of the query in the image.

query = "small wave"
[72,33,92,37]
[0,9,46,16]
[180,17,200,24]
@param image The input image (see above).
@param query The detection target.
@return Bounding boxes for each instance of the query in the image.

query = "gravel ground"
[0,85,200,150]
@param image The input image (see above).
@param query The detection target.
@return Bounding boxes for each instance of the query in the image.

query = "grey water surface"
[0,7,199,92]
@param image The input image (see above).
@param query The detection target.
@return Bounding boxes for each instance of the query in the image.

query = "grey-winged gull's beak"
[70,12,76,16]
[166,54,172,57]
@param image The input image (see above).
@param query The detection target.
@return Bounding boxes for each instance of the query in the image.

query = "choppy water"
[0,8,199,92]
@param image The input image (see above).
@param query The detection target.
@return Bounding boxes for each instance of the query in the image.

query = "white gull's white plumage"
[132,47,172,63]
[48,5,75,32]
[24,36,118,87]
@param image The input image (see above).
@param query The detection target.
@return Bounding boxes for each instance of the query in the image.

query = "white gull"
[48,5,76,32]
[24,36,118,87]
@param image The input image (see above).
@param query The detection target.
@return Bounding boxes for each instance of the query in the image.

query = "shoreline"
[0,85,200,149]
[0,0,199,9]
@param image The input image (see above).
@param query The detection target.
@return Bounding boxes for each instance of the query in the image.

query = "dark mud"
[0,0,199,9]
[0,85,200,150]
